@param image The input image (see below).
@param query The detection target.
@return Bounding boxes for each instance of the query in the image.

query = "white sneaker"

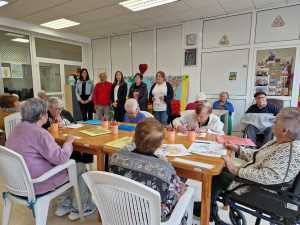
[68,206,96,221]
[55,205,72,217]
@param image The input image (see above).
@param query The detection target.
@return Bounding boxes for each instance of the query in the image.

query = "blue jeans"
[153,111,168,125]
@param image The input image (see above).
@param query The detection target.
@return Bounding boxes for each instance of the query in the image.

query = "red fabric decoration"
[139,64,148,74]
[170,99,181,116]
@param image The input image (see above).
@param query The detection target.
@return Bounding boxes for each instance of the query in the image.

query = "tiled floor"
[0,177,269,225]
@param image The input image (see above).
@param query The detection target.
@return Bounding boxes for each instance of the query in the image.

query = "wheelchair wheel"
[229,208,247,225]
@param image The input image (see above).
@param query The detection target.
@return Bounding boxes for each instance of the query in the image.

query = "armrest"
[161,187,194,225]
[32,159,76,184]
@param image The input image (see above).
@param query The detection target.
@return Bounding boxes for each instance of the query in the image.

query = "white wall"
[91,4,300,131]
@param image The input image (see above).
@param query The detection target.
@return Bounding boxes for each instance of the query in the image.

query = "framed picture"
[186,33,197,46]
[184,48,197,66]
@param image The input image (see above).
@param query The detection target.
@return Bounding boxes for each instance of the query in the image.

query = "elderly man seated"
[173,101,224,135]
[194,107,300,219]
[242,91,280,148]
[123,98,146,123]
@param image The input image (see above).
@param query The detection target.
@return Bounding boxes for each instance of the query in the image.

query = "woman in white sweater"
[173,101,224,135]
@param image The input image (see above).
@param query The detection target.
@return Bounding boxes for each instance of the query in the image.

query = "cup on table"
[167,130,176,143]
[111,122,118,135]
[188,130,196,142]
[51,123,59,132]
[102,120,109,129]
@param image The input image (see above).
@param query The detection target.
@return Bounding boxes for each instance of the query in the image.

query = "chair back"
[83,171,161,225]
[4,112,21,139]
[267,99,284,110]
[0,145,36,201]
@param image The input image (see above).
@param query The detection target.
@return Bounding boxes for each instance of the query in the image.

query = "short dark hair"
[134,118,164,155]
[79,68,90,81]
[134,73,143,80]
[254,91,267,98]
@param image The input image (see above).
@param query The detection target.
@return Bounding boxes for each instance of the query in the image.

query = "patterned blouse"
[109,149,186,223]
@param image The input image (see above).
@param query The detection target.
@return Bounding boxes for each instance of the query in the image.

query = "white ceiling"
[0,0,299,38]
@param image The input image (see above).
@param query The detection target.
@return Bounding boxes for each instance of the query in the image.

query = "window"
[0,30,34,100]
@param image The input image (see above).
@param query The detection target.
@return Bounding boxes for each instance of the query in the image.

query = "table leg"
[200,174,212,225]
[97,149,105,171]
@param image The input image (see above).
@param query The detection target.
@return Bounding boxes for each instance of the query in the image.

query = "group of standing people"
[75,68,174,125]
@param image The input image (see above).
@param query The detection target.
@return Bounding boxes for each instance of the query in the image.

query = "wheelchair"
[212,173,300,225]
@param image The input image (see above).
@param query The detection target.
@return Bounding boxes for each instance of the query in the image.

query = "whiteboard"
[201,49,249,96]
[157,26,182,76]
[203,14,252,48]
[92,38,110,80]
[132,30,155,77]
[111,34,130,77]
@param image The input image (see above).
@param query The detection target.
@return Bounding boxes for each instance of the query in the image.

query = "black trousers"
[113,105,125,122]
[79,101,94,121]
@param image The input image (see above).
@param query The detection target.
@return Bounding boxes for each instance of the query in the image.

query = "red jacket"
[93,81,112,106]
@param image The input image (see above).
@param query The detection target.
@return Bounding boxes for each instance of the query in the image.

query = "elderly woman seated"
[194,107,300,218]
[6,98,95,221]
[123,98,146,123]
[173,101,224,135]
[110,118,187,224]
[43,97,75,129]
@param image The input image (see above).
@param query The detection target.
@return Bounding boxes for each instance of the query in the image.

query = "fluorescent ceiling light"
[11,38,29,43]
[5,33,25,38]
[40,18,80,30]
[0,1,8,7]
[119,0,178,11]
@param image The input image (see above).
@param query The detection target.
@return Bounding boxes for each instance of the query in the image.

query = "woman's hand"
[65,135,76,144]
[224,155,240,176]
[177,125,187,134]
[80,99,85,104]
[195,127,208,133]
[225,143,240,153]
[112,102,117,108]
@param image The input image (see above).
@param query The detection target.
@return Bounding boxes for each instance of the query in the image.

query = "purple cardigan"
[6,122,73,195]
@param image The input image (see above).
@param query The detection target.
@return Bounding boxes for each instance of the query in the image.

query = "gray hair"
[21,98,47,123]
[220,91,229,98]
[277,107,300,140]
[48,97,64,109]
[37,90,47,99]
[125,98,139,112]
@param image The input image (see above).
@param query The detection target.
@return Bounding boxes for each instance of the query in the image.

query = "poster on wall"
[1,67,11,78]
[11,64,23,78]
[184,48,197,66]
[228,72,237,81]
[255,48,296,96]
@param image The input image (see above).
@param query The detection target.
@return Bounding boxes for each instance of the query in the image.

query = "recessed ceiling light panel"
[11,38,29,43]
[0,1,8,7]
[40,18,80,30]
[119,0,178,12]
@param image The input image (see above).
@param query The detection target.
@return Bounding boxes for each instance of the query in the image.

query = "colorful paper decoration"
[219,34,230,46]
[272,15,285,28]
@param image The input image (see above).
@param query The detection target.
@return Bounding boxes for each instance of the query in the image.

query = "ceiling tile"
[218,0,254,12]
[253,0,287,8]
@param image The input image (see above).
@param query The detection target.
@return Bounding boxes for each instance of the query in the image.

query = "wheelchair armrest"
[233,177,292,191]
[32,160,75,184]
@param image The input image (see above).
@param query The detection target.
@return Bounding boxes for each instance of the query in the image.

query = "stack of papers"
[65,124,85,129]
[155,144,190,157]
[188,140,227,157]
[105,137,133,149]
[80,128,111,136]
[173,158,214,170]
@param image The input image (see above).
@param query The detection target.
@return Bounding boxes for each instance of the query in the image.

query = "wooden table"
[51,125,225,225]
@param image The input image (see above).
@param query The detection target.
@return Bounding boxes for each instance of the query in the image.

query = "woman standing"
[111,71,127,122]
[75,68,94,121]
[149,71,174,125]
[128,73,148,111]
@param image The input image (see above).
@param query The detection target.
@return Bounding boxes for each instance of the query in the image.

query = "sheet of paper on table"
[105,137,133,149]
[173,158,214,170]
[177,132,207,138]
[65,123,85,129]
[80,128,111,136]
[155,144,190,157]
[188,141,227,157]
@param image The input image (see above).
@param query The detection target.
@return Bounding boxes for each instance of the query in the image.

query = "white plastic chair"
[140,111,154,118]
[4,112,21,139]
[83,171,194,225]
[0,145,84,225]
